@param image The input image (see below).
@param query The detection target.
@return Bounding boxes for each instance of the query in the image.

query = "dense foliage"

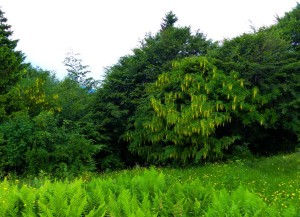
[209,14,300,153]
[92,12,214,168]
[0,5,299,176]
[0,9,26,121]
[0,153,299,216]
[127,57,264,164]
[0,10,101,177]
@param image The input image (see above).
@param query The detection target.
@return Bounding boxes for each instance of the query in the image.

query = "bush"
[0,111,100,177]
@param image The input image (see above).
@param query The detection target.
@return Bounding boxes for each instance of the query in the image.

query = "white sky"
[0,0,298,80]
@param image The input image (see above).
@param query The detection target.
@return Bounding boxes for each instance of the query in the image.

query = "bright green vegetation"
[1,4,299,216]
[127,57,265,163]
[1,153,299,216]
[1,0,299,181]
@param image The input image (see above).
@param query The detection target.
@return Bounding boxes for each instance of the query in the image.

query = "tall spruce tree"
[160,11,178,31]
[0,8,26,120]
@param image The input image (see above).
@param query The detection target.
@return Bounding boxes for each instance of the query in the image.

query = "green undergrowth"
[0,153,299,216]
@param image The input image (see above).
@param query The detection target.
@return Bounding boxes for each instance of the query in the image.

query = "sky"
[0,0,298,80]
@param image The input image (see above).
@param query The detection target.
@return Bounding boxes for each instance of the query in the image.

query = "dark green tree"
[209,11,299,153]
[160,11,178,31]
[0,8,100,176]
[276,3,300,54]
[93,13,215,168]
[0,9,26,121]
[273,4,300,146]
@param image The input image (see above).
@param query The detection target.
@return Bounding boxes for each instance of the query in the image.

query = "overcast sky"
[0,0,298,80]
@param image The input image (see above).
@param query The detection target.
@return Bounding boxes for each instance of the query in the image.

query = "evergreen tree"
[0,8,26,121]
[160,11,178,31]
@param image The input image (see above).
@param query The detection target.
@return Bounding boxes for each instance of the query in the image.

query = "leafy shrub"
[229,144,254,160]
[0,111,100,177]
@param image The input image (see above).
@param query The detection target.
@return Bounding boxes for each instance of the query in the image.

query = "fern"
[172,198,185,217]
[38,181,69,216]
[86,181,106,213]
[193,198,202,216]
[17,185,38,217]
[65,180,88,216]
[135,208,146,217]
[204,186,284,217]
[85,204,106,217]
[0,179,20,217]
[0,166,298,216]
[117,189,133,216]
[108,189,120,217]
[141,192,151,215]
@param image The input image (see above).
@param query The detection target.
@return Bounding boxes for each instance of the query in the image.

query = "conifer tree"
[0,8,26,121]
[160,11,178,31]
[0,9,25,94]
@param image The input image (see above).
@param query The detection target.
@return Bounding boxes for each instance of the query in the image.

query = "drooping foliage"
[93,12,214,167]
[127,57,264,164]
[5,67,62,117]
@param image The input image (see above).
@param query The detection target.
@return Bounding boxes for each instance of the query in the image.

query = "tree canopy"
[0,6,299,176]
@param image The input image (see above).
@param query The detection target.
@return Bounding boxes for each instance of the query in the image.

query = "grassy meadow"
[0,153,299,216]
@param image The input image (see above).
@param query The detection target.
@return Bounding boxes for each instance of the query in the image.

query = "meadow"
[0,153,299,216]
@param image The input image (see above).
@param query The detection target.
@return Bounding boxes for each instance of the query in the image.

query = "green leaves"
[128,57,263,163]
[0,110,100,177]
[209,9,300,152]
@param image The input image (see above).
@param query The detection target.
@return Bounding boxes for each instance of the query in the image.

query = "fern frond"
[117,189,132,216]
[85,204,106,217]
